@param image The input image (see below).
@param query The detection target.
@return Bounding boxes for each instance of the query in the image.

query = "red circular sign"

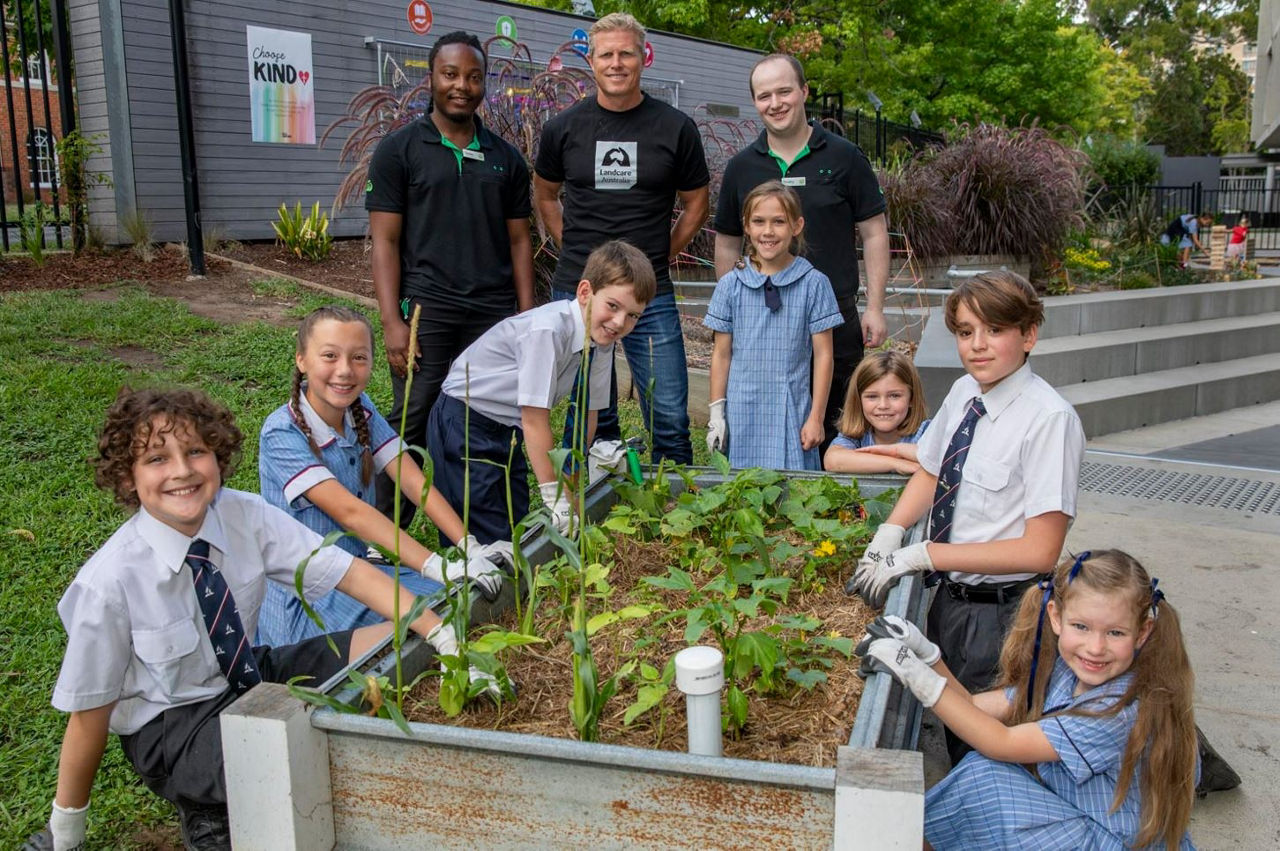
[406,0,433,36]
[643,41,654,68]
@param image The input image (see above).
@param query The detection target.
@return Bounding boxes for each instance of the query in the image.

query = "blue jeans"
[550,289,691,464]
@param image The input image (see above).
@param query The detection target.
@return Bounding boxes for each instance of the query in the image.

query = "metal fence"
[806,92,944,164]
[0,0,76,252]
[1150,183,1280,251]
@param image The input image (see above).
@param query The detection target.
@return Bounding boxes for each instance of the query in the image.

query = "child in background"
[704,180,843,470]
[1226,214,1250,268]
[427,239,655,542]
[27,388,460,850]
[823,350,930,475]
[257,305,506,647]
[858,549,1196,849]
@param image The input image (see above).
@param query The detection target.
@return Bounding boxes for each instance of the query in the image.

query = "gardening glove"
[845,523,905,598]
[426,625,504,701]
[857,636,946,709]
[864,614,941,666]
[587,440,630,485]
[27,801,87,851]
[422,542,504,598]
[539,480,575,534]
[706,398,728,454]
[864,542,934,610]
[478,538,514,569]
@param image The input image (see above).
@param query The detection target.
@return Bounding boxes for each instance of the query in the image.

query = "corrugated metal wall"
[68,0,763,243]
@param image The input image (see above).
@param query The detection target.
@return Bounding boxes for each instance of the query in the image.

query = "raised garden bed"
[222,468,930,849]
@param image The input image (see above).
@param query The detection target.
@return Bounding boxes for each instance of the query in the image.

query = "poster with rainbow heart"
[246,25,315,144]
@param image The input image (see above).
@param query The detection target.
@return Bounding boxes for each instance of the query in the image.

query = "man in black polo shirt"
[714,54,889,455]
[366,31,533,527]
[533,12,709,465]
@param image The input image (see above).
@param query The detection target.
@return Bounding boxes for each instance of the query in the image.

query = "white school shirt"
[52,488,352,735]
[439,298,613,428]
[916,362,1085,586]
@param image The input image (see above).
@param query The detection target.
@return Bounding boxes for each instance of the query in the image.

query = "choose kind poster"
[246,25,315,144]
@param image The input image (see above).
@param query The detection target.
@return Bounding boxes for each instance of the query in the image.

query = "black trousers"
[376,299,510,529]
[819,304,865,456]
[926,582,1028,766]
[118,631,353,806]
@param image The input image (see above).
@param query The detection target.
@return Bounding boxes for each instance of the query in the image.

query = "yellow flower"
[828,630,842,639]
[813,539,836,557]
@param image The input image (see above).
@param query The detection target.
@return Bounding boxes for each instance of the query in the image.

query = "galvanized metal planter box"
[222,470,929,850]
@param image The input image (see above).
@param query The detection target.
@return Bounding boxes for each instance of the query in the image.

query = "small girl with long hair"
[257,305,505,646]
[704,180,843,470]
[858,549,1196,849]
[823,350,930,475]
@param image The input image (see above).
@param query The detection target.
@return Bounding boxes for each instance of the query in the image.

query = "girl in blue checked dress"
[858,549,1197,850]
[704,180,843,470]
[256,306,506,646]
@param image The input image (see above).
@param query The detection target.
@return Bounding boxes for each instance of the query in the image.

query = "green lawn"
[0,279,709,847]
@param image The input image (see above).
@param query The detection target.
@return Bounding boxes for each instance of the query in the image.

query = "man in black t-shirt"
[714,54,889,456]
[365,31,534,527]
[534,12,709,465]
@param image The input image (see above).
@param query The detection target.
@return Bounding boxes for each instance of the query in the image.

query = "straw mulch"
[403,527,879,769]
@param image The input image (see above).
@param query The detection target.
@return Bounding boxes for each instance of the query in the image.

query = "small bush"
[1118,271,1157,289]
[120,207,156,262]
[273,201,333,262]
[19,202,47,267]
[1084,135,1160,191]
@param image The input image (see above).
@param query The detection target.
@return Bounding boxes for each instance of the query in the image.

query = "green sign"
[495,15,517,41]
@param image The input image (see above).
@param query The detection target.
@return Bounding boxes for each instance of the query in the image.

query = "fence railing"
[1149,183,1280,251]
[806,93,944,163]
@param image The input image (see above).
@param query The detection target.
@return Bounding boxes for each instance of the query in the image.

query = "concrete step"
[1058,353,1280,437]
[1040,277,1280,339]
[1031,311,1280,385]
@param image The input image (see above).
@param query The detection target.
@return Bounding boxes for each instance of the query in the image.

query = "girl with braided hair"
[858,549,1197,849]
[256,305,508,645]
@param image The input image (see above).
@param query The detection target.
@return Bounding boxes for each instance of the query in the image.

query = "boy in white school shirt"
[426,239,656,544]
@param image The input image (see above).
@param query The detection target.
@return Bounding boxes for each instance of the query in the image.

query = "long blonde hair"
[836,350,927,440]
[997,550,1196,848]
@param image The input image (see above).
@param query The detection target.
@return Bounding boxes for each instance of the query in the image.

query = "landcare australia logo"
[594,141,637,190]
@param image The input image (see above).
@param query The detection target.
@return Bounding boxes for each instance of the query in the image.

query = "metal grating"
[1080,461,1280,515]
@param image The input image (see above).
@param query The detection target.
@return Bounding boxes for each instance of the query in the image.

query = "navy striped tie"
[186,539,261,693]
[929,396,987,545]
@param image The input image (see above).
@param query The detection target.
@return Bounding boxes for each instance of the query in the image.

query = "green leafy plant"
[19,202,47,267]
[272,201,333,262]
[55,130,113,254]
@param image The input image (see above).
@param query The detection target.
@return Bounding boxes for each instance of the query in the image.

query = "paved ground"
[919,402,1280,850]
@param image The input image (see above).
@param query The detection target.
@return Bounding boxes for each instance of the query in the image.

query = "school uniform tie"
[186,538,261,693]
[763,276,782,312]
[929,396,987,545]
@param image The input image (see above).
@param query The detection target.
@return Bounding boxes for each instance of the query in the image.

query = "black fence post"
[168,0,205,276]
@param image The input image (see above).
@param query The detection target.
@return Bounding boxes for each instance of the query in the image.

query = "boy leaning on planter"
[847,271,1086,766]
[26,388,462,851]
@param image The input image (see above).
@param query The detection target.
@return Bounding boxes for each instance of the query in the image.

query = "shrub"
[1118,270,1157,289]
[273,201,333,262]
[878,152,958,260]
[1084,135,1160,191]
[19,202,47,267]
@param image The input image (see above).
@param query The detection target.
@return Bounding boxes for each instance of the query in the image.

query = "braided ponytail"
[350,399,375,486]
[290,366,323,460]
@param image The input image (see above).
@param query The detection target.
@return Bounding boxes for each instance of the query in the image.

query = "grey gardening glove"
[587,440,630,485]
[864,542,934,610]
[863,614,941,665]
[845,523,905,599]
[706,398,728,454]
[856,636,946,708]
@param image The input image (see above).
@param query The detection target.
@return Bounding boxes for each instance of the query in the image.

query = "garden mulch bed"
[402,535,878,769]
[217,238,377,300]
[0,245,196,293]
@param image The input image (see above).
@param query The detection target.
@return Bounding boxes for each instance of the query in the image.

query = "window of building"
[26,128,59,188]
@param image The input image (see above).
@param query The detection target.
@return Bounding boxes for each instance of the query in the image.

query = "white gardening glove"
[34,800,88,851]
[864,541,934,610]
[856,636,946,708]
[706,398,728,454]
[426,624,504,700]
[845,523,906,598]
[422,542,504,597]
[539,480,574,534]
[863,614,941,665]
[478,538,514,568]
[587,440,630,485]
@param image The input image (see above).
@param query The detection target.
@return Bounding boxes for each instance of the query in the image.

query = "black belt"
[942,575,1047,604]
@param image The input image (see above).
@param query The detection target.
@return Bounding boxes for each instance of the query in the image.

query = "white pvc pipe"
[674,645,725,757]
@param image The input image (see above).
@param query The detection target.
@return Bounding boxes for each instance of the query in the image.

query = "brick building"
[0,50,67,204]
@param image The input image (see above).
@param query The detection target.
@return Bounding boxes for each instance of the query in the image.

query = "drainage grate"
[1080,461,1280,515]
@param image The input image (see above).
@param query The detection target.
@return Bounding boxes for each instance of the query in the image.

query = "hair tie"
[1149,577,1165,620]
[1067,550,1090,583]
[1026,576,1055,711]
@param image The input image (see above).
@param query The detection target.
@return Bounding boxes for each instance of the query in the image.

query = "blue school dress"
[830,419,931,450]
[703,255,843,470]
[925,657,1196,850]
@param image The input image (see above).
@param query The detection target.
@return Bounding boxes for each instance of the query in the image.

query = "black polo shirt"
[365,114,531,313]
[714,122,885,311]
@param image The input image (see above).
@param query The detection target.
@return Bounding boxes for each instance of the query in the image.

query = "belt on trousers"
[942,575,1048,604]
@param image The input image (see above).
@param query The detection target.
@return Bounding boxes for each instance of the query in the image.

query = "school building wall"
[67,0,764,245]
[0,72,68,204]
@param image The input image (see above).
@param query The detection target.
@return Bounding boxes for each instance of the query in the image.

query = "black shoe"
[19,827,54,851]
[177,800,232,851]
[1195,725,1242,797]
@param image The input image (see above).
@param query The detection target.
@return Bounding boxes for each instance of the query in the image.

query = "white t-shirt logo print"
[595,141,637,190]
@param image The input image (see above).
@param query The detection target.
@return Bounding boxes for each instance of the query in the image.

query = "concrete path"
[920,403,1280,849]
